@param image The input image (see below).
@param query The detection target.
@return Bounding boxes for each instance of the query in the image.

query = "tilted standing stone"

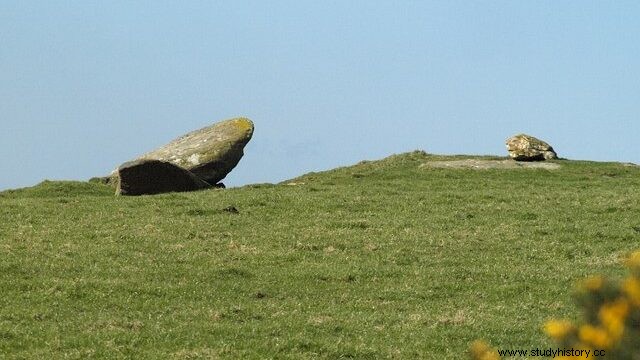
[137,117,254,184]
[505,134,558,161]
[99,117,254,195]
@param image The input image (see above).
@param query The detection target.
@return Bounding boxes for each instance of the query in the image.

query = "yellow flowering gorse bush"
[471,250,640,359]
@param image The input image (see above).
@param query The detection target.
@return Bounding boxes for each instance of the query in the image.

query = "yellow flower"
[582,275,604,292]
[622,277,640,306]
[578,325,612,349]
[598,298,629,340]
[469,340,500,360]
[544,319,575,341]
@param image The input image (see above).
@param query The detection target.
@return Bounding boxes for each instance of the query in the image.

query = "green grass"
[1,151,640,359]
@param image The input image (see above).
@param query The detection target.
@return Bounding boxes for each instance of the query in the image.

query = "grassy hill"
[1,151,639,359]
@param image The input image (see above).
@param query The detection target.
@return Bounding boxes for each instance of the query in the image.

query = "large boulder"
[116,159,212,195]
[136,117,254,184]
[505,134,557,161]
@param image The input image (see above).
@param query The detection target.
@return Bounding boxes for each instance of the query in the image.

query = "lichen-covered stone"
[506,134,557,161]
[136,117,254,184]
[116,159,211,196]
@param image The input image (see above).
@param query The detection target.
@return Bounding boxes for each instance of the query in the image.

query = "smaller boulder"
[116,159,211,196]
[89,174,118,186]
[506,134,558,161]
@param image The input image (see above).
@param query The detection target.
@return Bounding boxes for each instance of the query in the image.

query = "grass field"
[1,151,639,359]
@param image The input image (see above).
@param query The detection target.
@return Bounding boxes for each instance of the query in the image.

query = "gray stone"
[505,134,557,161]
[89,174,118,186]
[116,159,211,196]
[136,117,254,184]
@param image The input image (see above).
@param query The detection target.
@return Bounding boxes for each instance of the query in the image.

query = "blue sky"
[2,1,639,190]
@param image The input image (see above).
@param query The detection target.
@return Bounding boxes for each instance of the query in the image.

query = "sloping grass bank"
[1,151,639,359]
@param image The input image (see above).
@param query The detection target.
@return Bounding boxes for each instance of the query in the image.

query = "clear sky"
[2,1,639,190]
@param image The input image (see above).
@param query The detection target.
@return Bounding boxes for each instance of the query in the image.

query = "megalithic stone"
[505,134,557,161]
[137,117,254,184]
